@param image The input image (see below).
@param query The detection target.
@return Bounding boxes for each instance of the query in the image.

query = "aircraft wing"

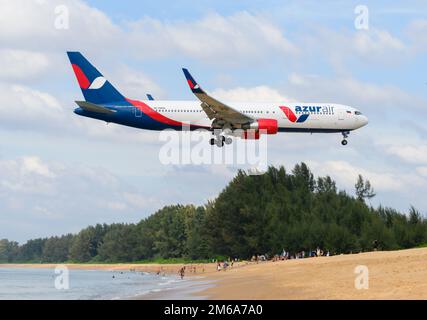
[75,101,115,114]
[182,68,253,125]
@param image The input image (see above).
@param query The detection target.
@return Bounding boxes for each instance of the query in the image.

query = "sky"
[1,0,427,242]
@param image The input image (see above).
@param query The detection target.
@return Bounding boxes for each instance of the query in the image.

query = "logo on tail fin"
[88,76,107,90]
[71,64,90,89]
[71,65,106,90]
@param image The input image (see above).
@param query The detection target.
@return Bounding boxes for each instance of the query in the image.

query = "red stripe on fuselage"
[71,64,90,89]
[126,98,188,127]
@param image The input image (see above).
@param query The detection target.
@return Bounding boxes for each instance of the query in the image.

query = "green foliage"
[97,224,140,262]
[0,239,19,262]
[355,174,376,202]
[42,234,74,262]
[3,164,427,263]
[16,238,46,262]
[69,224,109,262]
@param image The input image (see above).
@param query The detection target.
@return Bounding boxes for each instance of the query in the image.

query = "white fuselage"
[145,101,368,132]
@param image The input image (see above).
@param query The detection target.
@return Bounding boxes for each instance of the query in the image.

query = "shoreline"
[3,247,427,299]
[134,278,215,300]
[0,262,218,276]
[0,261,240,300]
[0,260,250,278]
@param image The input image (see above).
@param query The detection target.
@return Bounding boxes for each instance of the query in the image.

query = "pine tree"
[355,174,376,202]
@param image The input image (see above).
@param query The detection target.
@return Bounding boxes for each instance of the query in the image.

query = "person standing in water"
[179,266,185,280]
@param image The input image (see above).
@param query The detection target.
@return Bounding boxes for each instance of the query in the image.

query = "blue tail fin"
[67,52,126,105]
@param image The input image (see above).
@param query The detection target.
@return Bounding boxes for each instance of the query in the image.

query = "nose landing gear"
[341,131,349,146]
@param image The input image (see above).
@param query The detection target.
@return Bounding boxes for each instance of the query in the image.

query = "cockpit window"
[355,111,363,115]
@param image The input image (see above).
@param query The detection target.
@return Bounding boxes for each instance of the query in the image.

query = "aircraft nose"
[355,114,368,128]
[362,115,369,126]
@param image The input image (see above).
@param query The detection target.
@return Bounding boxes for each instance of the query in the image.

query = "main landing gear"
[341,131,349,146]
[210,132,232,147]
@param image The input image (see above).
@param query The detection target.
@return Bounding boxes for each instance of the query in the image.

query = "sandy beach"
[2,247,427,299]
[199,247,427,300]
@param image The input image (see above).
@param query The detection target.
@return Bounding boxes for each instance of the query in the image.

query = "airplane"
[67,52,368,147]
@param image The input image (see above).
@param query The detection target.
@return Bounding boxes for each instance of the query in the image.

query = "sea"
[0,267,210,300]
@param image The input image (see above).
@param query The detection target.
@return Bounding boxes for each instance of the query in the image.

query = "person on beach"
[179,266,185,280]
[372,240,379,251]
[223,261,228,271]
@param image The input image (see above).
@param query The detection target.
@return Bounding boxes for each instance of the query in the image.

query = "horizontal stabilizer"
[75,101,116,114]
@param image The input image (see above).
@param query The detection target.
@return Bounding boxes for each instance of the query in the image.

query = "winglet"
[182,68,204,94]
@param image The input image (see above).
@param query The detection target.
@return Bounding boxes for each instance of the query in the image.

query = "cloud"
[309,160,425,193]
[212,86,295,102]
[284,73,427,116]
[406,19,427,53]
[103,201,128,211]
[416,167,427,178]
[0,49,50,80]
[112,65,165,99]
[0,2,298,67]
[352,29,406,59]
[126,11,298,65]
[386,144,427,165]
[309,160,397,192]
[302,26,408,72]
[0,155,163,241]
[0,84,65,131]
[0,156,56,195]
[122,192,161,210]
[21,156,56,178]
[0,0,120,54]
[33,205,60,219]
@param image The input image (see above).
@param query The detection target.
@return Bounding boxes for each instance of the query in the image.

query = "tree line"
[1,163,426,263]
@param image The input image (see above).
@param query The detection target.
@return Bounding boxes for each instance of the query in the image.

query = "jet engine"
[241,119,278,139]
